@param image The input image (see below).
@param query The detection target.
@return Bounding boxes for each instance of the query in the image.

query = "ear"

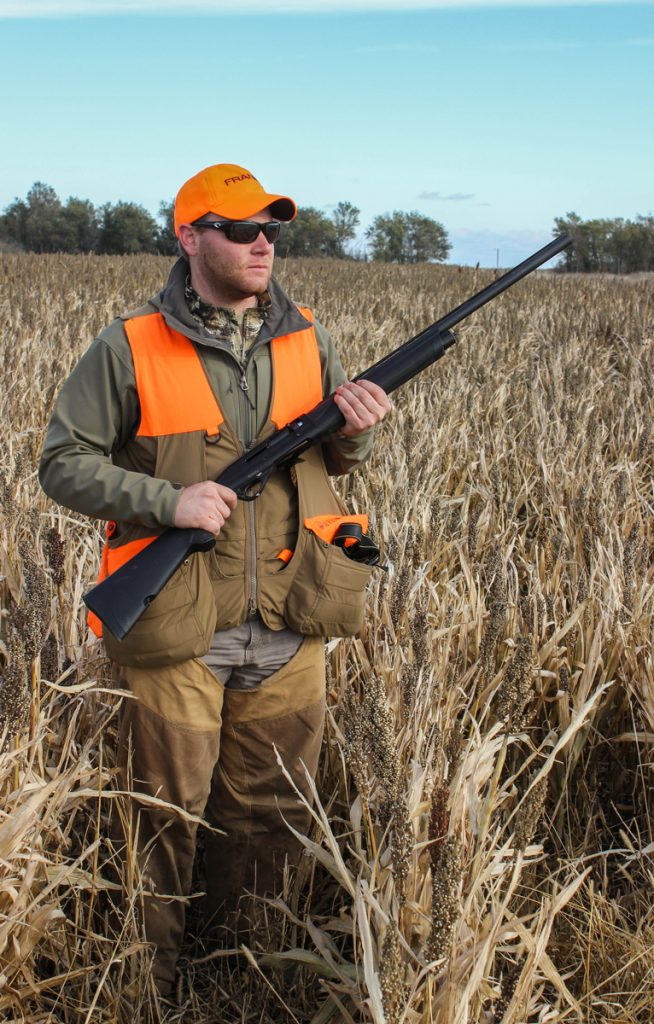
[177,223,199,258]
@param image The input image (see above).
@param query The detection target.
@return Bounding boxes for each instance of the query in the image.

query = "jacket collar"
[148,258,311,350]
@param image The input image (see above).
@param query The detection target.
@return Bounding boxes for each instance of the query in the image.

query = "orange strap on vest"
[269,306,323,427]
[125,313,224,437]
[125,308,322,435]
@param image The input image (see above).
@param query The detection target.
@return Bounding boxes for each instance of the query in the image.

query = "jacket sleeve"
[38,327,182,528]
[313,319,376,476]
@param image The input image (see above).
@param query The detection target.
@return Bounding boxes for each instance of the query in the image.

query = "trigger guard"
[236,485,263,501]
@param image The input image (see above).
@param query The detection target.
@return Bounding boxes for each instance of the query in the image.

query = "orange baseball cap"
[174,163,297,236]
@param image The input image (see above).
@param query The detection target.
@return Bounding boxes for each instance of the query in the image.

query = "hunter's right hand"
[173,481,238,534]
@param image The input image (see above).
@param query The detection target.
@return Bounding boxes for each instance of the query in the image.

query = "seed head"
[46,527,65,587]
[445,721,462,781]
[582,525,592,571]
[621,521,639,619]
[479,549,507,678]
[410,600,429,671]
[400,664,417,717]
[391,563,411,632]
[614,470,627,508]
[467,494,482,562]
[427,835,462,964]
[10,449,24,490]
[494,958,522,1020]
[0,473,13,515]
[364,675,401,803]
[379,923,406,1024]
[496,636,534,732]
[429,786,450,864]
[40,632,60,682]
[637,422,650,462]
[0,624,30,739]
[576,568,588,605]
[347,675,413,896]
[14,540,50,660]
[429,496,442,535]
[551,529,563,565]
[342,689,371,806]
[514,774,547,852]
[389,792,413,899]
[545,594,555,637]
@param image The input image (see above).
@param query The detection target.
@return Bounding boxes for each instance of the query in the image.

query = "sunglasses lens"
[226,222,260,243]
[222,221,282,243]
[263,222,281,243]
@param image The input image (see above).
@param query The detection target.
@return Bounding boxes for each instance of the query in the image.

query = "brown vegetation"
[1,253,652,1022]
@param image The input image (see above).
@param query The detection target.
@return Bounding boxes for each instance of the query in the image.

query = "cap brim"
[210,193,297,223]
[268,196,296,222]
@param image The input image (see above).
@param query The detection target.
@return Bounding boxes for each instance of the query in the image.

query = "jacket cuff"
[158,482,184,527]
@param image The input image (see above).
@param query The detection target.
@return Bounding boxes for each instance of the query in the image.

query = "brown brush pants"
[113,632,325,992]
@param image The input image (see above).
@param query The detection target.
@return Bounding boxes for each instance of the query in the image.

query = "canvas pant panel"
[210,686,325,835]
[113,660,224,990]
[204,637,326,932]
[118,654,224,729]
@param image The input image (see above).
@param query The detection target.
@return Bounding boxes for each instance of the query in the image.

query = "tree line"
[0,183,451,264]
[0,184,176,256]
[4,185,652,272]
[554,212,654,274]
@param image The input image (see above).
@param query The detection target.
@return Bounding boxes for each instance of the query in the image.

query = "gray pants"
[201,615,303,690]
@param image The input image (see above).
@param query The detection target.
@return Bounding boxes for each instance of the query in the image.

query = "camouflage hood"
[148,257,312,352]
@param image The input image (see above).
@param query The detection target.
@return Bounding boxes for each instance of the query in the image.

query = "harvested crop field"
[1,252,653,1023]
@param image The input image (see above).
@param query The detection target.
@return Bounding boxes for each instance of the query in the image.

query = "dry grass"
[1,253,652,1022]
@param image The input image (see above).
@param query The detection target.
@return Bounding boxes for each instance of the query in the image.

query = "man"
[39,163,390,995]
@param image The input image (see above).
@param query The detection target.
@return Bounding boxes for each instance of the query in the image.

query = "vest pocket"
[103,553,216,667]
[282,526,373,637]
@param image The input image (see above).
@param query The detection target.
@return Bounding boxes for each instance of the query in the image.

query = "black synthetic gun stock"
[84,233,572,639]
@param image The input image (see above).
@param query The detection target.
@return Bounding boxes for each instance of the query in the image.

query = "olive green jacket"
[39,258,374,529]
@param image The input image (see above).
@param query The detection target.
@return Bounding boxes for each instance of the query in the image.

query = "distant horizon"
[2,2,652,266]
[3,176,649,271]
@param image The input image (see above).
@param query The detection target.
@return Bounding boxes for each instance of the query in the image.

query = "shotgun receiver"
[84,234,572,639]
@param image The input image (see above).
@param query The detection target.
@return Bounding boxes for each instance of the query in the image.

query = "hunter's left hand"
[333,380,392,438]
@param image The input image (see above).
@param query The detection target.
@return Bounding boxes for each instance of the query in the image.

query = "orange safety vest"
[88,308,323,638]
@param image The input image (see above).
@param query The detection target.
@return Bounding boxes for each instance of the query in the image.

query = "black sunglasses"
[192,219,282,244]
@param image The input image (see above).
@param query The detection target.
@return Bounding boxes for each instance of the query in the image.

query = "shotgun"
[84,233,572,639]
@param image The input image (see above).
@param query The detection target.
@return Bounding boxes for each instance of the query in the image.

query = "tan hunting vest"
[91,310,373,668]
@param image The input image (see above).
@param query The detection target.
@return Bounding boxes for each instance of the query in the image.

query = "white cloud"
[2,0,654,16]
[419,191,476,201]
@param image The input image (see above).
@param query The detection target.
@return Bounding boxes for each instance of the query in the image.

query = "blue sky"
[1,1,652,266]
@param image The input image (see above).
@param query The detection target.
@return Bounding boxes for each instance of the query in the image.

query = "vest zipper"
[239,354,258,618]
[247,499,257,617]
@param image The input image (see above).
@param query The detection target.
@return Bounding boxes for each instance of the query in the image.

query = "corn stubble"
[0,253,652,1023]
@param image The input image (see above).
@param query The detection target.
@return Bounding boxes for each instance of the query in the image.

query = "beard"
[197,244,273,305]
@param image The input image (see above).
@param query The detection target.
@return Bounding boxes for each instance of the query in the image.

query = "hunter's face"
[192,208,275,302]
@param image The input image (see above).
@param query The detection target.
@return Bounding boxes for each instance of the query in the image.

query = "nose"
[251,225,274,253]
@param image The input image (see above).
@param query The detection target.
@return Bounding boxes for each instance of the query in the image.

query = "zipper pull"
[240,371,249,392]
